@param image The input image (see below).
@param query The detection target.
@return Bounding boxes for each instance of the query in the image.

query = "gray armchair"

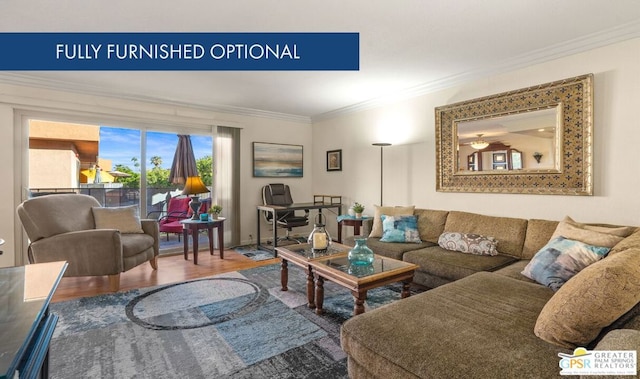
[17,194,159,292]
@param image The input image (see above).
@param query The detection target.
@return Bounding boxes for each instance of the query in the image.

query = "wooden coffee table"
[276,243,349,310]
[276,243,418,316]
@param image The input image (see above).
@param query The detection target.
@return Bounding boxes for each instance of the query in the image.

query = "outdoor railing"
[28,186,207,217]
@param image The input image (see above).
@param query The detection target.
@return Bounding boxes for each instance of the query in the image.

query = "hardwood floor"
[52,249,280,303]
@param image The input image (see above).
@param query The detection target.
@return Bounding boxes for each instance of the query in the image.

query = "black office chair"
[262,183,309,244]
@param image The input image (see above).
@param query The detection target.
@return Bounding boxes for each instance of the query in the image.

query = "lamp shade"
[182,176,210,196]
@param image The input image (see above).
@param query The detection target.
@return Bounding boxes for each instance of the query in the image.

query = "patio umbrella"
[80,169,115,183]
[108,170,132,178]
[168,134,198,184]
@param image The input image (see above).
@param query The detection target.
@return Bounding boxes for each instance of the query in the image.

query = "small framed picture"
[493,152,506,163]
[326,149,342,171]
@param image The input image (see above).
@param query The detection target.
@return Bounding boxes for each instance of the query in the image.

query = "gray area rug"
[233,244,276,261]
[50,264,420,378]
[234,238,307,261]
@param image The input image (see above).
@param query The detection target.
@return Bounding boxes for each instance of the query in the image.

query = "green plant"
[208,204,223,214]
[352,202,365,213]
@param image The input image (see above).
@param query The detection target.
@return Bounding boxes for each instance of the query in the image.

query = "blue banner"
[0,32,359,70]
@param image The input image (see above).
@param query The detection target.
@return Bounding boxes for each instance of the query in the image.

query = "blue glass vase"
[348,238,374,266]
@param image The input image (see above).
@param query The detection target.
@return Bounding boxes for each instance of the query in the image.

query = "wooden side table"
[337,216,372,243]
[180,217,225,264]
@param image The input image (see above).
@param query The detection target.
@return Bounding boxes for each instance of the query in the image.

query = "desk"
[0,261,67,379]
[257,202,342,253]
[180,217,225,265]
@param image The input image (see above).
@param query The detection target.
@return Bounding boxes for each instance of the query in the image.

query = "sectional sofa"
[340,207,640,378]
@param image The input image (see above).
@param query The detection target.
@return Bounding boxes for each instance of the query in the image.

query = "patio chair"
[151,196,211,241]
[154,196,191,241]
[17,194,159,292]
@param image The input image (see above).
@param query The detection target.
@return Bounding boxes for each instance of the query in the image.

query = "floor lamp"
[372,143,391,206]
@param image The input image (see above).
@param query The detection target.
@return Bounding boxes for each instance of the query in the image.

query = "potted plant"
[208,204,223,219]
[352,202,365,218]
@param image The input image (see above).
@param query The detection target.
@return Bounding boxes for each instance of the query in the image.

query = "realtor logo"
[558,347,637,376]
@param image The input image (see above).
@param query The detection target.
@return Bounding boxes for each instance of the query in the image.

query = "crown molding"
[1,20,638,125]
[312,20,640,122]
[0,72,312,124]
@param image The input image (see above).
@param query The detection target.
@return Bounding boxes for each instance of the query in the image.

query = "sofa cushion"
[413,209,448,244]
[403,246,517,282]
[437,232,498,256]
[443,211,527,257]
[610,228,640,255]
[341,272,564,379]
[380,215,422,243]
[521,236,610,291]
[494,260,537,283]
[369,205,415,238]
[522,219,559,259]
[92,205,144,234]
[534,248,640,349]
[121,233,155,258]
[590,329,640,353]
[355,237,435,261]
[551,220,624,248]
[562,216,636,237]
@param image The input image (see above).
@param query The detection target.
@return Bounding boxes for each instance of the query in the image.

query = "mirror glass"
[435,74,593,195]
[456,106,560,173]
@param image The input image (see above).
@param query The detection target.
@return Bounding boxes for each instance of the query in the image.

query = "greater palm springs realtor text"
[56,43,300,61]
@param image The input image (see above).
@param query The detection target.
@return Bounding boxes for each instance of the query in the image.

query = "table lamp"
[182,176,210,220]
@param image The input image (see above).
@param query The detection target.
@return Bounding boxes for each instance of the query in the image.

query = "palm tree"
[150,156,162,168]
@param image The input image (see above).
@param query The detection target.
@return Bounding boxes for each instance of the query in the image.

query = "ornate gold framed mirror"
[435,74,593,195]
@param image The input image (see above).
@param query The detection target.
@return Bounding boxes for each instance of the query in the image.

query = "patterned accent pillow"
[380,215,422,243]
[534,248,640,348]
[521,236,610,291]
[437,232,498,256]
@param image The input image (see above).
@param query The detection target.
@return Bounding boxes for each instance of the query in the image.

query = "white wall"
[0,84,312,267]
[2,38,639,267]
[312,38,640,231]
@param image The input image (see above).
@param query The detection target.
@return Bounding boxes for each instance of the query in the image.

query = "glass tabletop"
[284,243,349,260]
[316,255,415,278]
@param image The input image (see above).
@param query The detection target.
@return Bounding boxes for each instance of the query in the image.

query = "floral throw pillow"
[521,236,610,291]
[380,215,422,243]
[437,232,499,256]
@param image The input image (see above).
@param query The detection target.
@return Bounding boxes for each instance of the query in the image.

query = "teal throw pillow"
[521,236,610,291]
[380,215,422,243]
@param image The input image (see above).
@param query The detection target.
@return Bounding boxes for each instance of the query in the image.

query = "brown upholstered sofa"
[341,208,640,378]
[17,194,159,292]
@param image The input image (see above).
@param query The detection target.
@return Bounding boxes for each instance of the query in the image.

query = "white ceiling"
[1,1,640,120]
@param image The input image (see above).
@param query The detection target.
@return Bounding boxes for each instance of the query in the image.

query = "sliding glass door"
[26,119,225,253]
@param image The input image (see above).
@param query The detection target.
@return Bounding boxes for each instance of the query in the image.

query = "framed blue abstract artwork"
[253,142,303,177]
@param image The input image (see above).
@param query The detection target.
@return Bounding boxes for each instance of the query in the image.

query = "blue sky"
[99,127,212,171]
